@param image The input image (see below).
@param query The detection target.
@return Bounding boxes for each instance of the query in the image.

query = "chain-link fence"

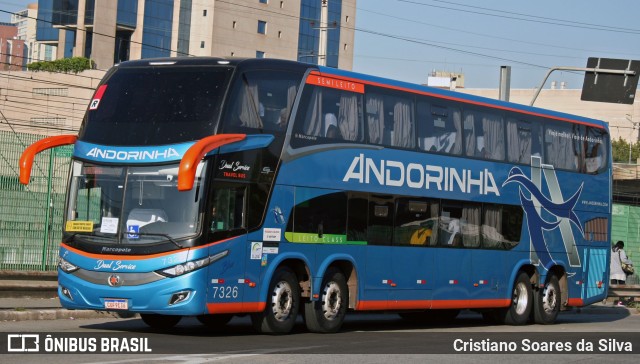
[0,130,71,271]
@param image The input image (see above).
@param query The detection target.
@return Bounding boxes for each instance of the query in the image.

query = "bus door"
[362,194,394,308]
[582,245,609,304]
[432,202,474,305]
[390,198,434,306]
[205,184,248,313]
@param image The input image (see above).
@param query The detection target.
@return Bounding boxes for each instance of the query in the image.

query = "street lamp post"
[627,114,638,164]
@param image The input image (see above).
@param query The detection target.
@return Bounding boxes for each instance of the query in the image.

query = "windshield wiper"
[131,232,183,249]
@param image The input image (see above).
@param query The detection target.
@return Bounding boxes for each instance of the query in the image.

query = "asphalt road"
[1,309,640,363]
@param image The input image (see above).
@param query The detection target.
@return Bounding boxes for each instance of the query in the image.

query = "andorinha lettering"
[86,147,180,161]
[343,153,500,196]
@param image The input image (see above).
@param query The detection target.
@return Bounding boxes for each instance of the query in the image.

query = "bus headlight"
[59,257,79,273]
[157,250,229,277]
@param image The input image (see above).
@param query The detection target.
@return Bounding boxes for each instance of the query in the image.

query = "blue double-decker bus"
[20,58,611,333]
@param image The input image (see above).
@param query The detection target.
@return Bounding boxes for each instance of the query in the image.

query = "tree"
[612,137,640,163]
[27,57,95,74]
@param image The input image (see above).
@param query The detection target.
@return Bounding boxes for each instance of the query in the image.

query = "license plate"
[104,298,128,310]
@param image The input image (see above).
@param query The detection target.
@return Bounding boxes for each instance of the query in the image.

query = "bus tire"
[533,274,560,324]
[252,266,300,334]
[140,313,181,329]
[196,314,233,328]
[304,267,348,333]
[500,271,533,325]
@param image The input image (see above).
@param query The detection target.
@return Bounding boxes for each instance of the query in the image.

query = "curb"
[0,309,131,321]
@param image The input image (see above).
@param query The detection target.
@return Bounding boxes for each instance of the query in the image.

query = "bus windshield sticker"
[306,74,364,94]
[89,84,108,110]
[65,221,94,232]
[100,217,119,234]
[127,225,140,239]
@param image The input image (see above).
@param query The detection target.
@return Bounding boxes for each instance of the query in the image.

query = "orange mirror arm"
[19,135,77,185]
[178,134,246,191]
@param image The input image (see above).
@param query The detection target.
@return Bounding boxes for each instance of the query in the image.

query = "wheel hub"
[513,282,530,315]
[321,281,342,320]
[271,281,293,321]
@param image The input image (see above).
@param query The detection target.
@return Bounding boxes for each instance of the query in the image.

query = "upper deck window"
[291,78,364,147]
[366,89,415,149]
[79,65,233,146]
[222,70,303,134]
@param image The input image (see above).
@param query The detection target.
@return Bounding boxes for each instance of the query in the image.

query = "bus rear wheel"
[533,274,560,324]
[304,267,348,333]
[252,266,300,334]
[498,271,532,325]
[140,313,181,329]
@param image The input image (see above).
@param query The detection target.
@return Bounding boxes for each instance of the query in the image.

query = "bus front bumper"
[57,268,207,316]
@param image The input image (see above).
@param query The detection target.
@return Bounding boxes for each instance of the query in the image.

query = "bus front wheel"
[140,313,182,329]
[533,274,560,324]
[304,267,348,333]
[252,266,300,334]
[499,271,533,325]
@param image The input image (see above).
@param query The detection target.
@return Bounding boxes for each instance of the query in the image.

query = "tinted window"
[79,66,233,145]
[463,109,504,161]
[544,122,583,172]
[291,85,364,147]
[416,102,462,155]
[368,195,394,245]
[395,198,438,246]
[223,70,302,133]
[506,117,542,164]
[583,127,608,174]
[366,89,415,148]
[482,204,522,249]
[286,189,347,243]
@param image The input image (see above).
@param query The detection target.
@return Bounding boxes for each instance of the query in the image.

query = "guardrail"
[608,284,640,298]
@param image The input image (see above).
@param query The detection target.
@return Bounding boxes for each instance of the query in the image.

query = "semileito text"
[342,154,500,196]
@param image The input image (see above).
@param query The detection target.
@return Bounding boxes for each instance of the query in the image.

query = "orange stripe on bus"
[356,299,511,311]
[305,74,364,94]
[566,298,584,306]
[207,302,266,314]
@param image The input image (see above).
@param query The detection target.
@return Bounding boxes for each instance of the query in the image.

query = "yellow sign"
[65,221,94,232]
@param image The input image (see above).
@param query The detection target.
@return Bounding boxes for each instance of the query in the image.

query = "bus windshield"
[79,65,233,146]
[65,161,207,246]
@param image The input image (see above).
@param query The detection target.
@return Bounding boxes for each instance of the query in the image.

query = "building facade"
[0,23,25,70]
[11,3,56,64]
[33,0,356,70]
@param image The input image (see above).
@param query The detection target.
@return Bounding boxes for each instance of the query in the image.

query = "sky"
[0,0,639,89]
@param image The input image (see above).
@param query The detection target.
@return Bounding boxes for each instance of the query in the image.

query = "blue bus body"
[22,58,611,332]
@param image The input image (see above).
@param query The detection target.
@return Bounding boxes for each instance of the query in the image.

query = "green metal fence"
[0,130,71,271]
[612,204,640,284]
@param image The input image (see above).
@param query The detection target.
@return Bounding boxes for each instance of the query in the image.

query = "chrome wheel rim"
[513,281,529,315]
[271,280,293,321]
[321,281,342,321]
[542,283,558,314]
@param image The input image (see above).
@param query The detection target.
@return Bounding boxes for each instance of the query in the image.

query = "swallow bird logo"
[502,157,582,270]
